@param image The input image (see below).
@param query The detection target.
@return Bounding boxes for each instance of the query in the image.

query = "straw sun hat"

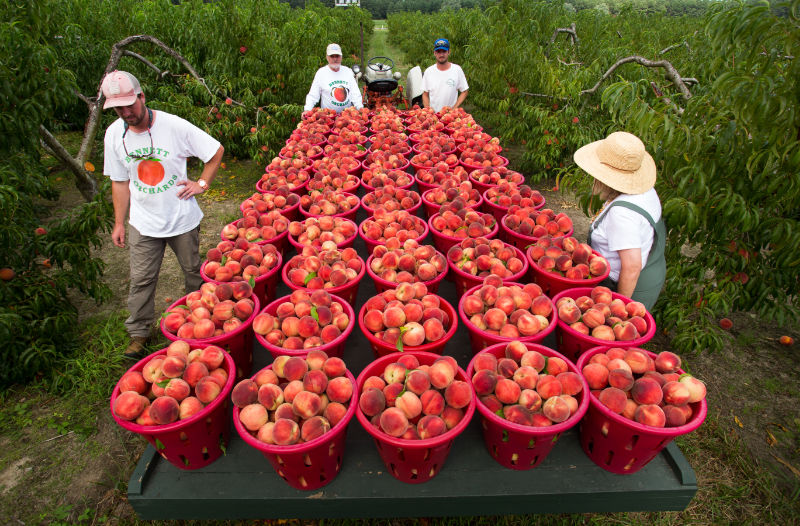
[573,131,656,195]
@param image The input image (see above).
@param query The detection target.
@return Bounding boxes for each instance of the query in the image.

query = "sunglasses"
[122,107,154,160]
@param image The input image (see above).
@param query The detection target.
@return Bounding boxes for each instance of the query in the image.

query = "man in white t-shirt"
[304,43,364,114]
[421,38,469,113]
[101,70,224,359]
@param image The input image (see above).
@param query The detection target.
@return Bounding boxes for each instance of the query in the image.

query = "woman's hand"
[616,248,642,298]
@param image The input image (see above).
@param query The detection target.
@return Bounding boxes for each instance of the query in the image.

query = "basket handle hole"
[605,449,614,466]
[492,444,499,458]
[304,454,312,466]
[623,457,637,471]
[626,434,639,451]
[390,463,399,477]
[586,438,594,454]
[397,449,405,462]
[529,455,539,466]
[202,447,209,461]
[423,448,431,461]
[429,465,438,477]
[527,438,536,449]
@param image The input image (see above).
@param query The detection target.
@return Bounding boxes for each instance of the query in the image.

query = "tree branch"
[557,58,582,66]
[39,125,98,201]
[549,23,579,47]
[121,50,165,76]
[581,55,693,99]
[660,41,690,55]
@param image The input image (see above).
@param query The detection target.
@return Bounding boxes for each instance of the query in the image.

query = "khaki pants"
[125,225,203,338]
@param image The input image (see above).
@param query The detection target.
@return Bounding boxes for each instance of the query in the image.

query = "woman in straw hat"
[573,131,666,310]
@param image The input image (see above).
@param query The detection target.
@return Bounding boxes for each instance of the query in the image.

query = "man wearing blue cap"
[421,38,469,113]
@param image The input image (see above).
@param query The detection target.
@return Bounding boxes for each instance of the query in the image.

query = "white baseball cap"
[101,71,142,109]
[326,43,342,56]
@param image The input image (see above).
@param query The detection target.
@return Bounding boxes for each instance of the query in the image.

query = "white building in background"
[335,0,360,6]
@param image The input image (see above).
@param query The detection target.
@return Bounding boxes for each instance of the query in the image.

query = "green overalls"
[588,201,666,310]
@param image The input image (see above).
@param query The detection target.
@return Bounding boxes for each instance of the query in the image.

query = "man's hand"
[176,179,205,200]
[111,224,126,248]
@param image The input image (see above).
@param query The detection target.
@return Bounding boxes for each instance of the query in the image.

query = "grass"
[368,19,413,79]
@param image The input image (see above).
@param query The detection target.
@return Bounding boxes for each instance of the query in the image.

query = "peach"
[113,391,149,421]
[497,357,519,379]
[282,357,309,382]
[518,389,543,412]
[512,366,539,390]
[292,390,322,419]
[232,380,259,409]
[359,387,386,417]
[484,308,507,331]
[520,350,546,372]
[282,380,305,403]
[474,352,499,372]
[427,360,455,389]
[195,376,222,404]
[302,369,328,395]
[423,318,446,343]
[383,363,407,385]
[395,354,420,371]
[661,381,690,405]
[536,374,562,399]
[591,325,616,341]
[480,394,503,413]
[301,415,331,442]
[608,368,634,391]
[395,391,423,419]
[166,340,191,359]
[582,363,609,390]
[405,369,431,395]
[379,407,410,437]
[182,361,209,388]
[323,402,348,427]
[542,396,571,423]
[581,308,606,329]
[502,404,534,426]
[471,369,498,396]
[164,378,191,402]
[274,402,298,422]
[199,346,225,370]
[382,382,404,407]
[444,380,472,409]
[655,351,681,374]
[598,387,627,414]
[417,389,443,416]
[417,415,447,439]
[679,374,707,403]
[322,357,347,378]
[607,357,631,374]
[326,376,353,404]
[179,396,204,420]
[663,405,687,427]
[591,286,613,304]
[558,302,581,324]
[118,371,148,395]
[150,395,180,425]
[495,378,522,404]
[402,322,426,346]
[631,377,663,405]
[589,353,610,367]
[441,405,465,429]
[252,368,278,388]
[240,403,269,432]
[613,321,639,341]
[142,357,165,383]
[556,371,583,396]
[545,356,568,376]
[272,418,301,445]
[255,421,275,444]
[363,375,386,391]
[634,404,666,427]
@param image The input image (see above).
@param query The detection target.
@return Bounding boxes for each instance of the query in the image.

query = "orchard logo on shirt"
[446,78,456,87]
[125,147,179,195]
[328,80,350,107]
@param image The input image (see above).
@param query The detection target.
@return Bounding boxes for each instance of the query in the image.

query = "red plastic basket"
[280,253,366,306]
[500,219,574,251]
[420,188,483,220]
[299,192,360,222]
[200,252,283,308]
[576,346,707,474]
[526,246,611,298]
[550,287,657,363]
[467,342,589,469]
[364,253,448,295]
[255,178,308,197]
[239,193,302,222]
[447,242,529,298]
[355,351,476,483]
[458,282,556,355]
[459,156,509,173]
[358,215,429,257]
[254,293,355,360]
[428,215,499,256]
[110,347,235,470]
[360,190,422,217]
[361,157,411,174]
[287,218,358,253]
[481,189,546,223]
[233,366,359,490]
[357,294,458,358]
[220,219,290,257]
[160,295,260,382]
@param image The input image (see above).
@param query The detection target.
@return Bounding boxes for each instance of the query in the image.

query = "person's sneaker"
[123,336,149,361]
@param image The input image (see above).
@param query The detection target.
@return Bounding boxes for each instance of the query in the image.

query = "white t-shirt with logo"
[590,188,662,282]
[103,111,221,238]
[304,66,364,113]
[421,63,469,112]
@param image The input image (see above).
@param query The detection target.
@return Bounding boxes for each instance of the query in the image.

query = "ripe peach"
[323,402,348,427]
[662,381,690,406]
[359,387,386,417]
[471,369,498,396]
[326,376,353,404]
[322,357,347,378]
[113,391,149,421]
[631,377,663,405]
[182,361,209,388]
[544,356,568,376]
[428,359,455,389]
[444,380,472,409]
[502,404,534,426]
[518,389,542,412]
[301,415,331,442]
[282,356,309,382]
[195,376,222,404]
[150,396,180,425]
[536,375,562,399]
[142,357,165,384]
[608,368,634,391]
[591,286,613,304]
[292,390,322,419]
[558,302,581,324]
[598,387,627,414]
[441,405,465,429]
[164,378,191,402]
[663,405,687,427]
[240,403,269,432]
[542,396,571,423]
[418,389,444,416]
[274,402,298,422]
[405,369,431,395]
[655,351,681,374]
[161,355,187,379]
[382,382,404,407]
[591,325,616,341]
[519,350,545,372]
[556,371,583,396]
[495,378,522,404]
[282,380,304,403]
[257,383,284,411]
[582,363,609,390]
[634,404,666,427]
[379,407,410,437]
[118,371,148,395]
[395,391,423,419]
[416,415,447,439]
[166,340,191,359]
[272,418,301,445]
[179,396,204,420]
[679,374,707,403]
[199,346,225,370]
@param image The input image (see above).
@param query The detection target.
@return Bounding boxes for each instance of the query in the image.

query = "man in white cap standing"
[422,38,469,112]
[101,70,224,359]
[304,43,363,114]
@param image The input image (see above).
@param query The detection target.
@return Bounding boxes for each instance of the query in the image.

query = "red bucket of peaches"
[110,342,235,470]
[232,350,359,490]
[526,235,611,297]
[576,346,708,474]
[551,286,657,363]
[467,341,589,470]
[356,352,476,483]
[365,239,448,295]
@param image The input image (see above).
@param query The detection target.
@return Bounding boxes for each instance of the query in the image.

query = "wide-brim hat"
[573,131,656,195]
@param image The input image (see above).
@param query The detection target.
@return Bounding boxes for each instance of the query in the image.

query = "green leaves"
[304,271,317,286]
[310,305,319,323]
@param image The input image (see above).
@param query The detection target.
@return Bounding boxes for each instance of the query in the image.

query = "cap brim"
[103,94,137,109]
[574,140,656,195]
[434,47,449,51]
